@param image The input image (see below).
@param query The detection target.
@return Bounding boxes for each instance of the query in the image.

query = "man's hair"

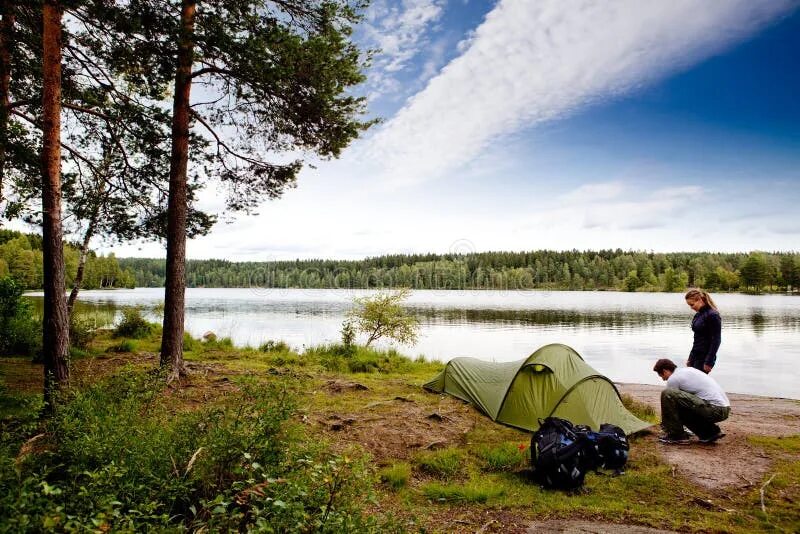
[653,359,677,374]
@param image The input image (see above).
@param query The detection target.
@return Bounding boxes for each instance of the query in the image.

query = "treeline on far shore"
[119,249,799,293]
[0,230,135,290]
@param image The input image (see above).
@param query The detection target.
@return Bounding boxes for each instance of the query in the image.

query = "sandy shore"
[618,383,800,490]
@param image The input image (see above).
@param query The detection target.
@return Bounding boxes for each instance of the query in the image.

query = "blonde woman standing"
[685,289,722,374]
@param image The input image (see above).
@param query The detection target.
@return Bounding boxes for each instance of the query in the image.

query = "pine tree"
[106,0,373,379]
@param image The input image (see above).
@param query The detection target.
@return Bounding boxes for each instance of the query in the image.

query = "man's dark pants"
[661,388,730,439]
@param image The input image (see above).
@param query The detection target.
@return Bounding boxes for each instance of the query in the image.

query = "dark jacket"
[689,305,722,370]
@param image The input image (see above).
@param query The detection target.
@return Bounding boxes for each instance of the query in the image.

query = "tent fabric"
[423,343,652,435]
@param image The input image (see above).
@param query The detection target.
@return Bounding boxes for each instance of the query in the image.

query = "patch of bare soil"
[618,383,800,491]
[417,507,533,533]
[0,359,43,393]
[415,512,679,534]
[526,520,677,533]
[323,379,369,393]
[72,351,159,386]
[315,394,479,463]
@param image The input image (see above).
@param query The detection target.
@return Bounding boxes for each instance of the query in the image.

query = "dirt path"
[618,383,800,491]
[526,521,677,533]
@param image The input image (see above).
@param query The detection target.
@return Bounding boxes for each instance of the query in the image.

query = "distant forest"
[0,230,135,290]
[119,249,799,293]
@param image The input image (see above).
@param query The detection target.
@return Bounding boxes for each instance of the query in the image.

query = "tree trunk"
[160,0,196,380]
[66,216,96,314]
[0,0,14,214]
[67,149,111,314]
[41,0,69,409]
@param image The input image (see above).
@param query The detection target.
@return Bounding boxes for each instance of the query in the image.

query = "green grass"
[0,382,42,421]
[415,447,465,480]
[421,480,505,503]
[748,434,800,454]
[379,462,411,491]
[476,442,527,471]
[106,339,138,353]
[745,435,800,531]
[304,343,443,376]
[620,392,658,422]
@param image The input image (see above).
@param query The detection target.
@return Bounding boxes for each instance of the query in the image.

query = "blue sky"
[108,0,800,260]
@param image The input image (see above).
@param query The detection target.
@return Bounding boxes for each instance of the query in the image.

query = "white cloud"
[561,182,625,203]
[365,0,797,186]
[361,0,447,98]
[581,185,703,230]
[518,181,704,234]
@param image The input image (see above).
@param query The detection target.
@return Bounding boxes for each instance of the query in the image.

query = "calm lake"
[39,288,800,399]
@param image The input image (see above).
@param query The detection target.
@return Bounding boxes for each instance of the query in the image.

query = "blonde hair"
[685,288,717,311]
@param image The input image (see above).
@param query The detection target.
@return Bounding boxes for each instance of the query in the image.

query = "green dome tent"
[423,343,652,435]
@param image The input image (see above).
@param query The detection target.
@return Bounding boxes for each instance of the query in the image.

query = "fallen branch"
[15,433,46,465]
[422,440,448,450]
[760,474,776,514]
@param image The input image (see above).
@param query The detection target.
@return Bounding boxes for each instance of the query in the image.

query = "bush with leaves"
[0,370,395,532]
[197,452,398,533]
[69,314,97,349]
[340,320,356,350]
[113,307,154,339]
[0,276,41,357]
[348,289,419,347]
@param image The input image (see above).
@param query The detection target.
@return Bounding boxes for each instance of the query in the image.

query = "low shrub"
[0,276,42,358]
[1,313,42,358]
[0,372,316,531]
[69,314,97,349]
[305,344,415,374]
[415,447,465,480]
[114,307,153,339]
[421,481,504,503]
[201,452,392,532]
[379,462,411,491]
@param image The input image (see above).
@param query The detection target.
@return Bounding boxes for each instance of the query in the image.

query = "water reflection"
[23,288,800,399]
[411,307,683,329]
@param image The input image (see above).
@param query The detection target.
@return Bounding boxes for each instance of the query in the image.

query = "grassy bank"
[1,323,798,532]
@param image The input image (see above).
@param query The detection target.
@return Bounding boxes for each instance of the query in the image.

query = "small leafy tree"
[348,289,419,347]
[340,319,356,348]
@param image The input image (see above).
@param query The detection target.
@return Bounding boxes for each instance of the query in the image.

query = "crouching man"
[653,358,730,444]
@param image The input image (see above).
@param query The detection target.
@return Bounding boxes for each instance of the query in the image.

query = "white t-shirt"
[667,367,730,407]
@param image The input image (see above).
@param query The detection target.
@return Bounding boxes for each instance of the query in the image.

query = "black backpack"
[594,423,629,470]
[530,418,629,490]
[530,418,594,490]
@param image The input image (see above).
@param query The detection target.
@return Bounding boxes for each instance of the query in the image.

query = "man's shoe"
[698,432,726,444]
[658,434,691,445]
